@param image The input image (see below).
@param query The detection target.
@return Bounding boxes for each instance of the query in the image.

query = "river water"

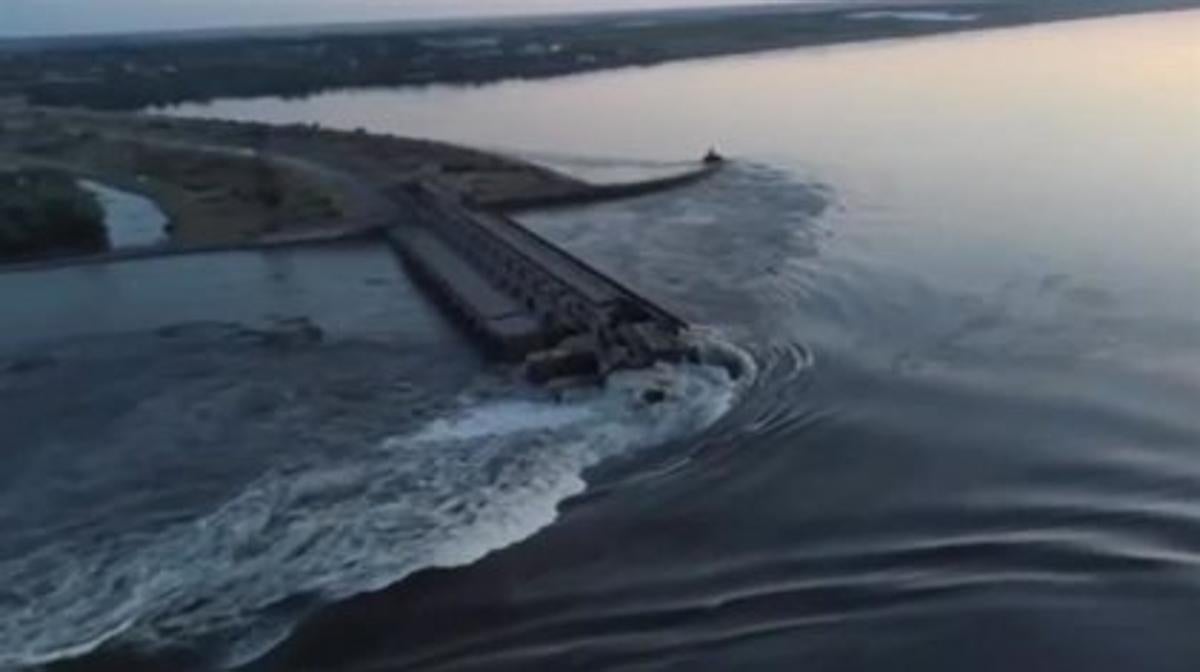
[3,11,1199,671]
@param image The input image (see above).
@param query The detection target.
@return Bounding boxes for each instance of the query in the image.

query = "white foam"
[0,358,745,670]
[412,400,597,443]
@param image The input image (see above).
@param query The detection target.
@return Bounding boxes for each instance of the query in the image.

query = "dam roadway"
[384,167,716,383]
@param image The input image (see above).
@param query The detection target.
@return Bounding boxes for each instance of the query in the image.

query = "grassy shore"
[0,103,586,253]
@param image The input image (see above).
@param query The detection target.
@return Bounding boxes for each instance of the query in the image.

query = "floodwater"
[4,10,1200,672]
[77,180,170,249]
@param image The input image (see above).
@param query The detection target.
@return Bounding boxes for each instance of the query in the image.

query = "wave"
[0,354,747,670]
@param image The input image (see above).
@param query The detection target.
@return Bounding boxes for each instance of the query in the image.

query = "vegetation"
[0,1,1194,112]
[6,1,1196,111]
[0,168,107,258]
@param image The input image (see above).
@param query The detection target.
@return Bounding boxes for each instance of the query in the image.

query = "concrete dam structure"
[0,106,720,384]
[385,168,716,383]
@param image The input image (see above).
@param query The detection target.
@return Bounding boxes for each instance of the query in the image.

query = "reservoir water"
[3,11,1198,671]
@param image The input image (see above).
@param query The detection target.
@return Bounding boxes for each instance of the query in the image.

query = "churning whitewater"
[0,350,747,669]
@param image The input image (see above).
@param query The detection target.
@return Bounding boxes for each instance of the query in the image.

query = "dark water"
[4,11,1200,671]
[0,243,487,666]
[0,241,739,668]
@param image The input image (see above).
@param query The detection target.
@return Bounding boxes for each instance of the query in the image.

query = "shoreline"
[5,2,1199,111]
[0,103,724,272]
[0,104,582,259]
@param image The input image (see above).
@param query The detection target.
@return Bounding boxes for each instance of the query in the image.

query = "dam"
[384,168,715,384]
[0,103,719,384]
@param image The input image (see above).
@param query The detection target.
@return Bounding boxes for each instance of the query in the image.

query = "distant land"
[10,1,864,49]
[0,0,833,40]
[1,0,1197,111]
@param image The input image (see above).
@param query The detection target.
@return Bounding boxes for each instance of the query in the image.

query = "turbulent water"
[0,243,745,668]
[4,11,1200,671]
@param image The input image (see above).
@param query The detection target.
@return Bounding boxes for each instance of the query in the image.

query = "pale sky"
[1,0,836,38]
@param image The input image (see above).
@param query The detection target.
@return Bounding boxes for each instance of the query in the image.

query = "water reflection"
[164,12,1200,319]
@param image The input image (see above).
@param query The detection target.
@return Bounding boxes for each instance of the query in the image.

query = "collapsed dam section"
[2,105,723,383]
[387,162,721,384]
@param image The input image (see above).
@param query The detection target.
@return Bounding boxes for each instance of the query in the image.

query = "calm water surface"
[4,11,1198,671]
